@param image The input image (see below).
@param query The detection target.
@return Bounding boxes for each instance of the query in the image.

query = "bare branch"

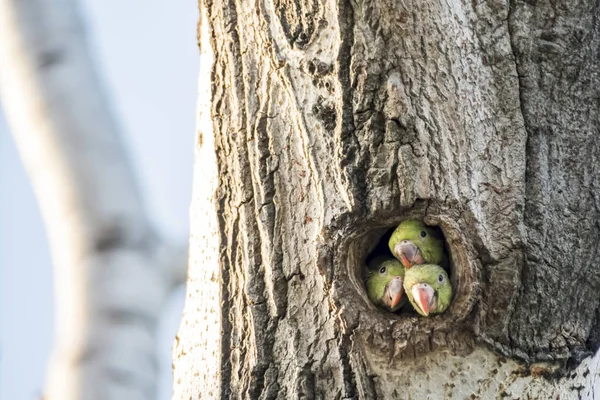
[157,241,189,288]
[0,0,188,398]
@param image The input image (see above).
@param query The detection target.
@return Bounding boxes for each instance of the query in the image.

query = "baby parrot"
[403,264,452,317]
[388,219,448,269]
[366,257,407,312]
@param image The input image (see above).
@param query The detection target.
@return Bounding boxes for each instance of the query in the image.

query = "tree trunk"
[174,0,600,398]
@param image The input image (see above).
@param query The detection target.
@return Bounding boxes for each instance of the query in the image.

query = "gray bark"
[174,0,600,398]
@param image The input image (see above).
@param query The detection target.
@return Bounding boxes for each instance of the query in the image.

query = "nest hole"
[335,213,478,357]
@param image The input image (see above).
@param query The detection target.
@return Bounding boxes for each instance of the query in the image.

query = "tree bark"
[175,0,600,397]
[0,0,187,399]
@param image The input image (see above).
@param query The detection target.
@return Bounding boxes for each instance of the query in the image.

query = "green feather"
[365,258,407,312]
[403,264,452,316]
[388,219,448,268]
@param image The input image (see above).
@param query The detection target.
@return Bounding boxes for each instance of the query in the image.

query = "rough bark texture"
[0,0,187,398]
[175,0,600,397]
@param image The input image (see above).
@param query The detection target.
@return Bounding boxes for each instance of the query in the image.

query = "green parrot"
[365,257,407,312]
[403,264,452,316]
[388,219,448,269]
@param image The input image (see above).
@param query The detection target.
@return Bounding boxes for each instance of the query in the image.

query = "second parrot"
[366,257,407,312]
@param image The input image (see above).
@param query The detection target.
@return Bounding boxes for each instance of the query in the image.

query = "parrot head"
[366,257,407,312]
[388,220,446,269]
[403,264,452,317]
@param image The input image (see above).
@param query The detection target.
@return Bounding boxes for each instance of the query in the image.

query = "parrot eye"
[420,231,427,238]
[438,274,444,283]
[379,266,387,274]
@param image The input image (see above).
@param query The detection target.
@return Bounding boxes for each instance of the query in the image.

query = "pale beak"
[394,240,424,268]
[383,277,404,310]
[411,283,435,316]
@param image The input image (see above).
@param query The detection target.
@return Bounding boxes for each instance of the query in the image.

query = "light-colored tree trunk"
[175,0,600,398]
[0,0,187,399]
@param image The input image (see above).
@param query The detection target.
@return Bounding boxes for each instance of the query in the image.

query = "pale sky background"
[0,1,199,399]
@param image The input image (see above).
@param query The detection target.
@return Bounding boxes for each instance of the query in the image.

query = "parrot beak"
[383,277,404,310]
[394,240,424,268]
[411,283,435,316]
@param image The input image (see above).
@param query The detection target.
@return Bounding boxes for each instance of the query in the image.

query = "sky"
[0,1,199,399]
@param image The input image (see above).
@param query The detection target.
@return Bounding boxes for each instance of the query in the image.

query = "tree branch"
[0,0,188,398]
[157,241,189,288]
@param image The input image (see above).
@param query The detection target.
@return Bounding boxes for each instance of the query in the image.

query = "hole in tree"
[335,212,478,353]
[364,228,395,266]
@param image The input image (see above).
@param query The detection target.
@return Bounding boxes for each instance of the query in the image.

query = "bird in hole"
[403,264,452,317]
[388,219,448,269]
[365,257,407,312]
